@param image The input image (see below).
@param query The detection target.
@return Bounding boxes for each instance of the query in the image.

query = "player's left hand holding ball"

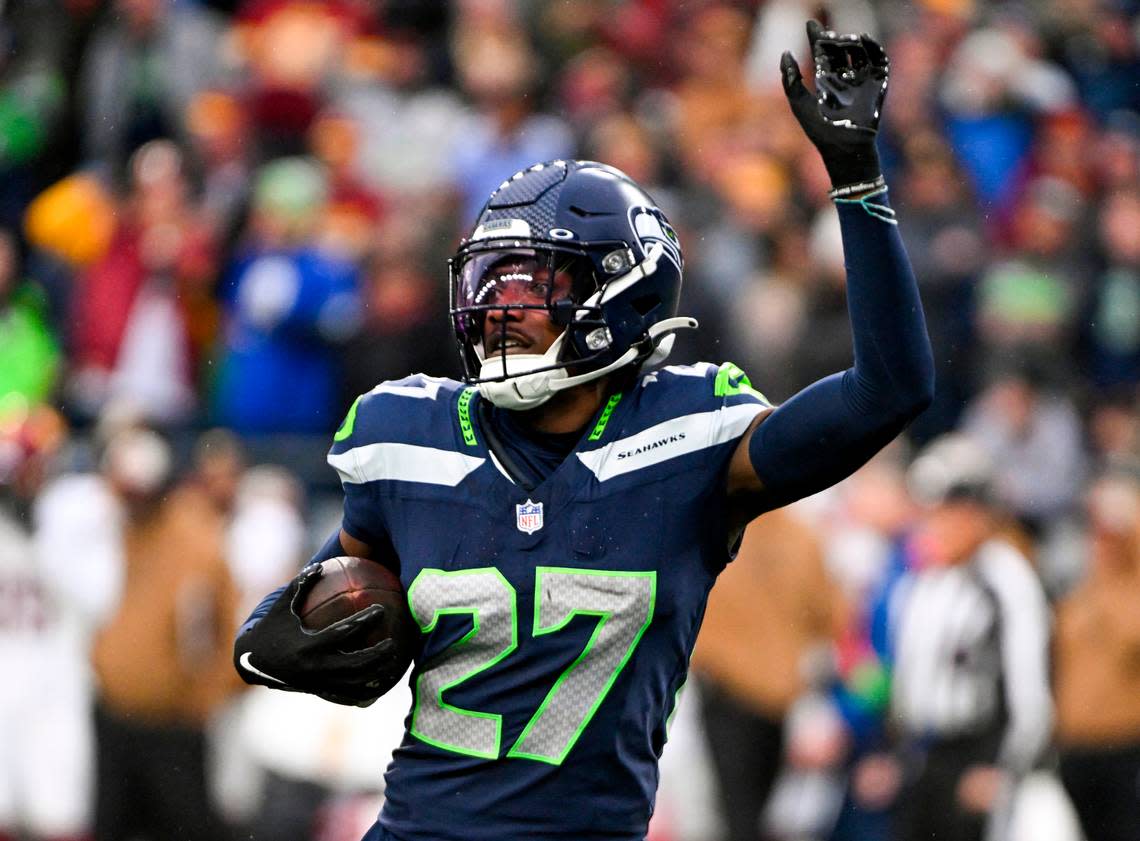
[234,564,400,707]
[781,20,890,196]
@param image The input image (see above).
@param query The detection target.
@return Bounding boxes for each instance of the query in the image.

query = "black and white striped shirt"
[888,539,1053,773]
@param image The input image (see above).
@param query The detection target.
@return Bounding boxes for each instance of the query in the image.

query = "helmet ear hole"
[631,293,662,316]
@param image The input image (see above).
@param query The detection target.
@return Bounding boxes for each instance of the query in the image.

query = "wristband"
[828,175,886,200]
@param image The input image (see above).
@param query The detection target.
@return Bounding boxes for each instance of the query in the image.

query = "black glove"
[781,20,889,191]
[234,565,402,707]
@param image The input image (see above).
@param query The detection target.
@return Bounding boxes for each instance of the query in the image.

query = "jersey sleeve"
[592,361,770,485]
[707,361,772,433]
[326,374,466,547]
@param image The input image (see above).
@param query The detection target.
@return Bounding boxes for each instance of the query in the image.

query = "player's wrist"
[821,145,882,195]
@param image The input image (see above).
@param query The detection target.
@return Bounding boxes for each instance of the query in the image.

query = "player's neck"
[513,379,609,435]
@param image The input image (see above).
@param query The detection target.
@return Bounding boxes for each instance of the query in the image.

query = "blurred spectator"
[0,406,90,841]
[340,214,460,400]
[231,0,378,158]
[699,152,792,313]
[225,463,306,611]
[331,23,465,201]
[308,112,385,263]
[0,228,59,415]
[783,208,858,391]
[859,435,1053,841]
[212,156,361,435]
[0,0,73,230]
[823,456,917,841]
[673,4,758,186]
[89,426,240,841]
[1054,459,1140,841]
[79,0,226,181]
[1027,110,1098,198]
[185,90,255,244]
[448,3,573,221]
[68,141,215,427]
[895,133,986,440]
[975,176,1088,381]
[1092,110,1140,193]
[691,508,845,841]
[960,356,1087,533]
[1088,388,1140,466]
[191,428,248,520]
[1048,0,1140,121]
[556,47,633,134]
[583,112,668,196]
[1081,186,1140,388]
[939,22,1076,212]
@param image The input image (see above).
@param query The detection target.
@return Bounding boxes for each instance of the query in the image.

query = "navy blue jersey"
[327,364,768,841]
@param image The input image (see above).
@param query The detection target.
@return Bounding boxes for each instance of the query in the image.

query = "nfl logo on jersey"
[516,500,544,534]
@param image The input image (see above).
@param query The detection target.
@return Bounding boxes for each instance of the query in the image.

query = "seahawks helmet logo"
[629,207,682,272]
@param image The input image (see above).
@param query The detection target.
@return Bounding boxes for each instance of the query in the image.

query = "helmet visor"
[458,249,573,310]
[452,248,590,357]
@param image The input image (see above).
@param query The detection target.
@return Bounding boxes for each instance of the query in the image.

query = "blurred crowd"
[1,0,1139,840]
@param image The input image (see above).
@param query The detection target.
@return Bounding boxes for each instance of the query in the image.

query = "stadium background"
[0,0,1137,839]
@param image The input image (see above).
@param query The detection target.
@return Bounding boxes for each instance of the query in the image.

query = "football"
[298,556,419,660]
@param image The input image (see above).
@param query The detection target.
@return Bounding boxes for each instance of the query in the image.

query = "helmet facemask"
[451,241,615,407]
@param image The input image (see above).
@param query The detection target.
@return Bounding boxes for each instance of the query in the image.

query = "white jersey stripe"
[576,403,762,482]
[367,378,446,400]
[329,443,485,487]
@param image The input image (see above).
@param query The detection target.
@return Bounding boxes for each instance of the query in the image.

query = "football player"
[235,23,934,841]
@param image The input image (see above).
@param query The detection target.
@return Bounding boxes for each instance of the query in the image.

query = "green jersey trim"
[588,392,623,442]
[333,395,361,443]
[713,362,768,403]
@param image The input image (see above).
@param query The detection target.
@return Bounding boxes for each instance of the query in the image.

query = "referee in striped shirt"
[878,435,1053,841]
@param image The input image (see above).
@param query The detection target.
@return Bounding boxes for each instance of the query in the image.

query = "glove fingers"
[861,35,889,73]
[817,38,872,80]
[342,637,399,669]
[356,636,398,659]
[781,51,818,125]
[318,603,388,643]
[287,563,323,607]
[805,19,826,48]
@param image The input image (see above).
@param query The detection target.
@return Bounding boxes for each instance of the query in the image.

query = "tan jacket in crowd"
[93,483,242,725]
[691,508,846,718]
[1054,522,1140,747]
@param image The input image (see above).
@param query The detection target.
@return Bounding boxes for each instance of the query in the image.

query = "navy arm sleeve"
[748,193,934,508]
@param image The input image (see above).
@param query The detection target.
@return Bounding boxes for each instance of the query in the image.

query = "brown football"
[297,557,419,661]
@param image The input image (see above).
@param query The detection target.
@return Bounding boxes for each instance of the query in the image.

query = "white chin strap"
[477,317,698,410]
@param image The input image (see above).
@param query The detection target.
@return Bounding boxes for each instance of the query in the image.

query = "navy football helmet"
[449,160,696,409]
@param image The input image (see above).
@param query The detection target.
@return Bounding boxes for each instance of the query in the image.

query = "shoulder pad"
[327,375,482,488]
[330,375,468,452]
[640,362,771,411]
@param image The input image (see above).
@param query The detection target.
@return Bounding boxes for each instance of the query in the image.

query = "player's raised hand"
[234,564,400,707]
[781,20,889,194]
